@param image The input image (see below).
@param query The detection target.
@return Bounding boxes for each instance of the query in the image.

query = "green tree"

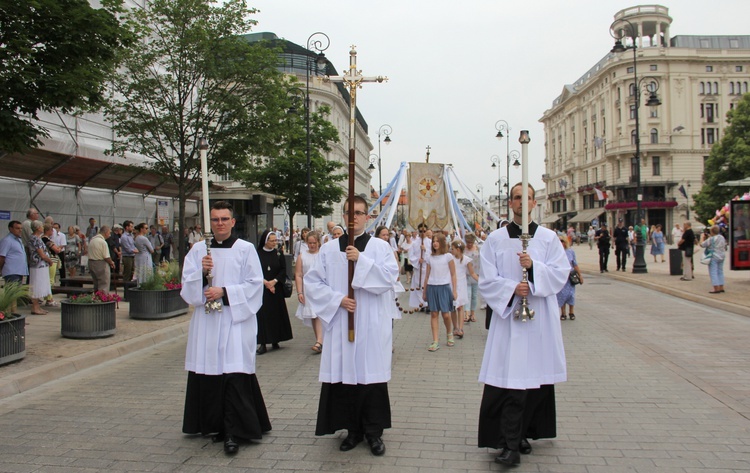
[238,104,345,227]
[693,93,750,222]
[0,0,131,152]
[105,0,292,263]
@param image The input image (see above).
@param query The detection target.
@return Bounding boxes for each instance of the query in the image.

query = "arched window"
[631,129,638,145]
[650,128,658,144]
[730,82,735,94]
[744,82,749,94]
[699,82,705,94]
[629,83,636,97]
[713,82,719,94]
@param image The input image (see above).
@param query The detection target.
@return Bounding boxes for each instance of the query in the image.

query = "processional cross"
[325,46,387,342]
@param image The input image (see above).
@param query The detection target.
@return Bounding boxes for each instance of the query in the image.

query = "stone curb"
[0,320,190,400]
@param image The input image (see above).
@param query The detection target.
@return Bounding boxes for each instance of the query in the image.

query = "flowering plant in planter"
[139,261,182,291]
[67,291,122,306]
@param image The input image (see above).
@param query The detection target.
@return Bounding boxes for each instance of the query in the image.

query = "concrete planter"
[61,300,117,339]
[128,288,188,320]
[0,314,26,366]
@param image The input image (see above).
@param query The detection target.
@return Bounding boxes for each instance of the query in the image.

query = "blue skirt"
[426,284,453,313]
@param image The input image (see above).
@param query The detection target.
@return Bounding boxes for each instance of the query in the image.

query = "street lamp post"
[305,32,330,229]
[611,19,662,274]
[476,184,484,229]
[491,152,521,219]
[376,124,392,210]
[490,155,502,218]
[368,153,379,201]
[495,120,512,218]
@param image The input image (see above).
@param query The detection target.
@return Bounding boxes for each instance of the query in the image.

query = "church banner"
[408,163,451,230]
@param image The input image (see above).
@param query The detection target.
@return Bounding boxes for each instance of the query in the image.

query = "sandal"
[447,335,455,347]
[454,329,464,339]
[569,313,575,320]
[560,314,567,320]
[469,315,477,323]
[463,317,470,323]
[428,341,439,352]
[31,311,48,315]
[311,342,322,354]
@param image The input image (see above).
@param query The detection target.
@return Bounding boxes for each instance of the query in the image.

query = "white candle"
[519,131,531,234]
[199,139,210,231]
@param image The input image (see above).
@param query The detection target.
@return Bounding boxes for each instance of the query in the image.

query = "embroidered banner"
[408,163,451,230]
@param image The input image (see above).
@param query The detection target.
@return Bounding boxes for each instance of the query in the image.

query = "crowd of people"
[3,198,732,467]
[0,209,181,312]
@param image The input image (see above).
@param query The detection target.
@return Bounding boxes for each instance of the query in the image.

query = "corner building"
[540,5,750,235]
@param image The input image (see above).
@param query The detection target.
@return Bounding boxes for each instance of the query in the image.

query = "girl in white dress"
[450,239,478,339]
[295,231,323,353]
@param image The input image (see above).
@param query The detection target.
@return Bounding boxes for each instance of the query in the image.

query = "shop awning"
[541,214,561,224]
[568,208,604,224]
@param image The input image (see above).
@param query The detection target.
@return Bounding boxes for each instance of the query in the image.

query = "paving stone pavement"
[0,254,749,472]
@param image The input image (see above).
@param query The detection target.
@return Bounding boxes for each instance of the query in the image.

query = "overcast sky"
[249,1,748,202]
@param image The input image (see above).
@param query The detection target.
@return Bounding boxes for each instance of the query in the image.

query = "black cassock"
[256,246,293,345]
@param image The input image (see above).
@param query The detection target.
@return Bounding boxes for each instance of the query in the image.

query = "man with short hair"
[85,218,99,242]
[304,195,400,456]
[21,208,40,248]
[477,182,569,466]
[188,224,203,249]
[321,221,336,244]
[408,222,432,311]
[181,200,270,455]
[613,219,630,271]
[121,220,137,282]
[0,220,29,288]
[160,225,173,262]
[108,224,123,274]
[88,226,116,293]
[595,222,611,273]
[148,225,164,266]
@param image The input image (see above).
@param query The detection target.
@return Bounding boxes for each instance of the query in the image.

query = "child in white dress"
[294,231,323,353]
[450,239,478,339]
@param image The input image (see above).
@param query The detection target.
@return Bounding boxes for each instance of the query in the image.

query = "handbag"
[700,237,714,265]
[701,238,714,264]
[569,269,581,286]
[282,278,293,298]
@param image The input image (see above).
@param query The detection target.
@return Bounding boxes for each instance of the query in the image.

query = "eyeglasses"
[343,211,368,217]
[210,217,232,223]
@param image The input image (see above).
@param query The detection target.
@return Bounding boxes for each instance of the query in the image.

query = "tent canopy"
[568,208,604,224]
[541,214,561,224]
[719,177,750,187]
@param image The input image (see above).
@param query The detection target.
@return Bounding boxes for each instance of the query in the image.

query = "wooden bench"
[52,286,92,296]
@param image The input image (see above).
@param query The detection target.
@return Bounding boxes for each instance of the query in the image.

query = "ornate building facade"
[540,5,750,235]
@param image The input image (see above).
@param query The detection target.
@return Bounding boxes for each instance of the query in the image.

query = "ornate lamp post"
[368,153,379,200]
[476,184,485,229]
[492,152,520,219]
[610,19,662,274]
[305,32,330,229]
[495,120,512,218]
[375,124,392,210]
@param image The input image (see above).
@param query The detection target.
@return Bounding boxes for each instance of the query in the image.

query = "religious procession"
[5,2,750,472]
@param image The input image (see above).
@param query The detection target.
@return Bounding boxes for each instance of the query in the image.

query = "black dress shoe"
[224,436,239,454]
[366,435,386,456]
[256,345,267,355]
[272,343,280,350]
[519,438,532,454]
[339,433,363,451]
[495,448,520,466]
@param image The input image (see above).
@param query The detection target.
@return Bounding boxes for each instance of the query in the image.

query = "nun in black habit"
[256,229,294,354]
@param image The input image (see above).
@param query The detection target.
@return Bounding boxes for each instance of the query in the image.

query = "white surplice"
[408,236,431,308]
[304,235,400,385]
[181,239,264,375]
[478,225,569,390]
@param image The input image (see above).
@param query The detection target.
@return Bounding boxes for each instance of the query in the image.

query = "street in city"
[1,248,749,472]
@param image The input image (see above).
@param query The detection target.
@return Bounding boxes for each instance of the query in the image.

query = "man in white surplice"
[180,201,270,455]
[477,183,569,467]
[408,223,431,309]
[304,195,400,457]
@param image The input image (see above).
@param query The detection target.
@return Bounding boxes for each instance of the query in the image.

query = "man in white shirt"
[671,223,683,246]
